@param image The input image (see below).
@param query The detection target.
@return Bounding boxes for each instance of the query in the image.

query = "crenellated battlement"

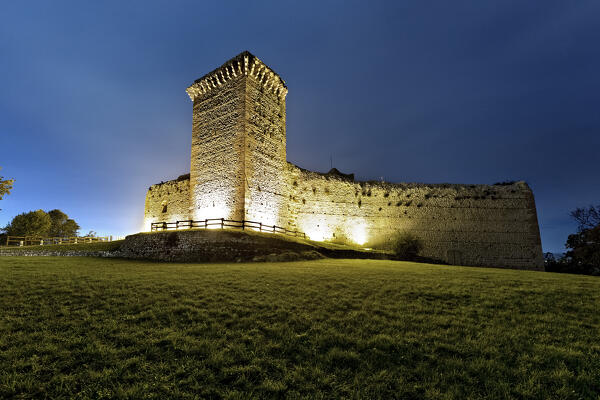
[186,51,288,101]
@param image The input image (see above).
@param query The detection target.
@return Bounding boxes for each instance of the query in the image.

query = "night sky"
[1,1,599,252]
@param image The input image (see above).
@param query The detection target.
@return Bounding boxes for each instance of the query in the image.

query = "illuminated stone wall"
[143,175,190,231]
[188,61,247,222]
[143,51,544,270]
[186,52,288,224]
[286,163,543,269]
[242,66,288,227]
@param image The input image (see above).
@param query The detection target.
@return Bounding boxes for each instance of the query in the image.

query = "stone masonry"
[144,51,544,270]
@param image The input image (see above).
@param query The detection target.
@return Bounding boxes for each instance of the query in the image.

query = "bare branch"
[570,205,600,231]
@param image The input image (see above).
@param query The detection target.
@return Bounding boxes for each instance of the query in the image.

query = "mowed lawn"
[0,258,599,399]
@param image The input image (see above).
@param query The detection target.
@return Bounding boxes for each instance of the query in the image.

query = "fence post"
[259,222,262,232]
[221,218,224,229]
[176,221,179,230]
[189,220,193,229]
[19,241,23,247]
[242,220,245,230]
[205,219,208,229]
[273,225,275,233]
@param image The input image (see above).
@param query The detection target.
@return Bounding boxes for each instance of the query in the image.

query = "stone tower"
[186,51,288,225]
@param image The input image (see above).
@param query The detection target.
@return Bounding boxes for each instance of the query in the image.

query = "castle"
[144,51,543,270]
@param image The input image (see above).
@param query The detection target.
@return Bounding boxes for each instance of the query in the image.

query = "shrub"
[390,232,423,261]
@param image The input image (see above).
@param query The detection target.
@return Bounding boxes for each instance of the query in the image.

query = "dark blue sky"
[1,1,598,251]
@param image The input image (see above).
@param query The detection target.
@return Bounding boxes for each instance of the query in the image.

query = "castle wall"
[285,163,543,270]
[243,72,288,226]
[189,73,246,221]
[144,51,544,270]
[143,176,190,231]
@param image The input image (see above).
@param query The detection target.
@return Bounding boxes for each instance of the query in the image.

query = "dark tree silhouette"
[547,205,600,276]
[570,205,600,232]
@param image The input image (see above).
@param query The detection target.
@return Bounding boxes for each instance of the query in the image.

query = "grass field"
[0,240,124,253]
[0,257,599,399]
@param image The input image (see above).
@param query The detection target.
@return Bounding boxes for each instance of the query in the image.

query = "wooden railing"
[151,218,306,239]
[5,235,112,247]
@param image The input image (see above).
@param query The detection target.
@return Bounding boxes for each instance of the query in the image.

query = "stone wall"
[243,67,288,227]
[0,250,117,257]
[0,231,386,262]
[118,230,323,263]
[186,52,288,224]
[189,72,246,221]
[285,163,543,269]
[144,175,190,231]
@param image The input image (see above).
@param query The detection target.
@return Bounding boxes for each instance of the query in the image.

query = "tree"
[4,210,52,237]
[2,209,80,238]
[0,167,14,210]
[47,209,80,237]
[548,205,600,276]
[570,205,600,232]
[564,224,600,274]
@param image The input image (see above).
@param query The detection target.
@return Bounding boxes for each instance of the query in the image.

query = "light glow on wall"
[247,208,278,228]
[194,202,231,225]
[349,220,368,246]
[301,216,334,243]
[143,218,153,232]
[143,213,188,232]
[304,226,331,242]
[299,216,371,246]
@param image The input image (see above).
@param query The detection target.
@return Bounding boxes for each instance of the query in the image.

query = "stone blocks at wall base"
[117,230,382,263]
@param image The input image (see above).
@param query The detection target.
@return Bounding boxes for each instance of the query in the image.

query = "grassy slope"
[0,258,598,399]
[0,240,124,253]
[133,228,390,256]
[0,229,387,257]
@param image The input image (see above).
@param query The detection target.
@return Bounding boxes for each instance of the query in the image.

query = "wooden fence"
[151,218,306,239]
[5,235,112,247]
